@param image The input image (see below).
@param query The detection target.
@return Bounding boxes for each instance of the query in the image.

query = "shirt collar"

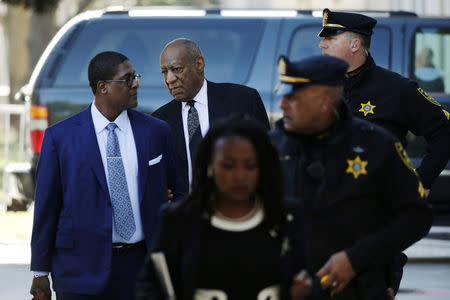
[91,101,129,134]
[183,79,207,109]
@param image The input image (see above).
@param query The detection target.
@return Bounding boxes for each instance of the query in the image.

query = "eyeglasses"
[105,74,141,87]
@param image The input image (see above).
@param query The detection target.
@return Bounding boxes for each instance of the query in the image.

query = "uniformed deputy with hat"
[270,55,432,300]
[318,8,450,198]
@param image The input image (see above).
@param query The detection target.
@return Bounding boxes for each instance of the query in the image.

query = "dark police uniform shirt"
[270,104,432,299]
[344,54,450,189]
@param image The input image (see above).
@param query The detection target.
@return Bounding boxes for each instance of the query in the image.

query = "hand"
[317,251,356,295]
[167,189,173,202]
[30,276,51,300]
[424,188,430,198]
[290,270,312,300]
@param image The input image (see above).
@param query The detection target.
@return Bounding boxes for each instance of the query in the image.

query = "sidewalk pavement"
[406,226,450,261]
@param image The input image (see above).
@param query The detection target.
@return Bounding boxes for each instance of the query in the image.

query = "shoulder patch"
[417,88,442,107]
[394,142,417,176]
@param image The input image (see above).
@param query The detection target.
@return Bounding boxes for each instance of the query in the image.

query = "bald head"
[160,38,205,101]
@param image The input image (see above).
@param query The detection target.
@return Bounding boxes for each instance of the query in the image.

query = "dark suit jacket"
[152,80,270,189]
[136,201,305,300]
[30,105,185,294]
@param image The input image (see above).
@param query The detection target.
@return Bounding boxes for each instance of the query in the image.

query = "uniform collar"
[345,53,376,89]
[276,102,353,145]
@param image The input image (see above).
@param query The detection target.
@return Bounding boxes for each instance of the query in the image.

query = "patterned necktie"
[106,123,136,240]
[187,100,202,165]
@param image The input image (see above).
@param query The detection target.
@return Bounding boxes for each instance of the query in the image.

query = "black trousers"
[56,242,147,300]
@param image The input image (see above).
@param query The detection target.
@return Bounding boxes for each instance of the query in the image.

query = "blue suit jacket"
[30,106,185,294]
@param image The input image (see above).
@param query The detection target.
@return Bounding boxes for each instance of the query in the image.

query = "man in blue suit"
[29,51,185,300]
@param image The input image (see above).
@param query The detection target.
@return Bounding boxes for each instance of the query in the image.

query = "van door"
[273,18,322,117]
[403,19,450,220]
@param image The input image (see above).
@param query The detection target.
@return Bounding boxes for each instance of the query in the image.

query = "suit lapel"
[207,81,227,124]
[169,102,189,183]
[128,110,149,204]
[79,105,108,192]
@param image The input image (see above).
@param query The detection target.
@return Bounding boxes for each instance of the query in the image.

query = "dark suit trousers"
[56,242,147,300]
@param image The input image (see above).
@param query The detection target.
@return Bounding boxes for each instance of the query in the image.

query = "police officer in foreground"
[318,8,450,197]
[270,55,432,300]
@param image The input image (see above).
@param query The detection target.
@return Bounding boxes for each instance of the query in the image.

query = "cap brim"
[318,27,345,37]
[275,82,311,96]
[274,82,295,96]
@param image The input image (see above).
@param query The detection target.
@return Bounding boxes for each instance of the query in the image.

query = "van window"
[413,27,450,94]
[288,25,391,69]
[52,18,264,87]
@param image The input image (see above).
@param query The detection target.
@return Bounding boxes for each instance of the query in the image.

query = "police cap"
[275,55,349,96]
[318,8,377,37]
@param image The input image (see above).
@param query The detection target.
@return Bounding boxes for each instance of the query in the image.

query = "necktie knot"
[107,122,118,132]
[187,100,195,107]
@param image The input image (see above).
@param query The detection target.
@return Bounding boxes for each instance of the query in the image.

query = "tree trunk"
[27,9,56,71]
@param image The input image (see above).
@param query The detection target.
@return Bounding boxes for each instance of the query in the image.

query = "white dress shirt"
[32,103,145,276]
[182,79,209,186]
[91,102,144,243]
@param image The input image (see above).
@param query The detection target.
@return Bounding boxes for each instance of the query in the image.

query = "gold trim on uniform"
[417,88,442,107]
[442,109,449,120]
[346,155,368,179]
[323,23,346,28]
[418,181,425,198]
[278,57,287,75]
[322,10,329,26]
[280,155,291,161]
[394,142,417,176]
[322,10,346,28]
[347,69,361,77]
[359,101,376,116]
[279,74,311,83]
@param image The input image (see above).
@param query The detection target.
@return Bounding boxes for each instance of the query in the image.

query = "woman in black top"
[136,115,311,300]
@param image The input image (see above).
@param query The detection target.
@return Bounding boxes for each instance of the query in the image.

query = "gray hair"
[165,38,203,63]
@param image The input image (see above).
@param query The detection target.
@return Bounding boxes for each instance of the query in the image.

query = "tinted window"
[413,27,450,94]
[52,18,265,87]
[407,27,450,157]
[288,25,322,60]
[288,25,391,69]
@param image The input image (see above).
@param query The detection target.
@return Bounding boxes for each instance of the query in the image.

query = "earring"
[102,89,107,94]
[207,166,213,178]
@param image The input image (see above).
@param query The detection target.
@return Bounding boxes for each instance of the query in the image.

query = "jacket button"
[106,228,112,234]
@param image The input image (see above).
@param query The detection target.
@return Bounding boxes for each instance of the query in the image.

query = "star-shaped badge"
[346,155,368,179]
[359,101,376,116]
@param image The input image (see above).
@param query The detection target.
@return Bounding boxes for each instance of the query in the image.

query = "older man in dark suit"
[153,38,270,190]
